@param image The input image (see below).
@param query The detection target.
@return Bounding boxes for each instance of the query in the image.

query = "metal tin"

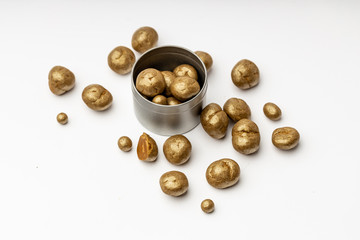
[131,46,208,136]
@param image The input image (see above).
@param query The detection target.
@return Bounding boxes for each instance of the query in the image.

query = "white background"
[1,0,359,239]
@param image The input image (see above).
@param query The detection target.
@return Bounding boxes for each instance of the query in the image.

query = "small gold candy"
[201,199,215,213]
[223,97,251,122]
[232,119,260,155]
[263,102,282,121]
[136,68,166,97]
[173,64,198,80]
[159,171,189,197]
[152,95,167,105]
[231,59,259,90]
[163,135,191,165]
[56,112,68,125]
[137,133,158,162]
[107,46,135,75]
[167,97,182,105]
[195,51,213,71]
[170,76,200,102]
[206,159,240,189]
[200,103,229,139]
[118,136,132,152]
[131,26,158,53]
[48,66,75,95]
[161,71,176,97]
[82,84,113,111]
[272,127,300,150]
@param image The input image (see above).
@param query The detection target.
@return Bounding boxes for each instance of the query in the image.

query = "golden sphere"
[206,159,240,189]
[159,171,189,197]
[136,68,165,97]
[232,119,260,155]
[152,95,167,105]
[82,84,113,111]
[223,97,251,122]
[118,136,132,152]
[131,26,158,53]
[161,71,176,97]
[170,76,200,102]
[108,46,135,75]
[48,66,75,95]
[163,135,192,165]
[173,64,198,80]
[272,127,300,150]
[201,199,215,213]
[231,59,259,90]
[56,112,68,125]
[167,97,182,105]
[263,102,282,121]
[200,103,229,139]
[195,51,213,70]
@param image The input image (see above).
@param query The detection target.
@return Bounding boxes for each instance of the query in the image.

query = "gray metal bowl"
[131,46,208,136]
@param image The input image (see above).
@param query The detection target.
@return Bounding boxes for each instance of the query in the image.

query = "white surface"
[1,1,359,239]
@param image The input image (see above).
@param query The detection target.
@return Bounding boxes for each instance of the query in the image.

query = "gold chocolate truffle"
[223,97,251,122]
[131,26,158,53]
[231,59,259,90]
[201,199,215,213]
[48,66,75,95]
[170,77,200,102]
[161,71,176,97]
[195,51,213,71]
[272,127,300,150]
[82,84,113,111]
[206,158,240,189]
[263,102,282,121]
[167,97,182,105]
[173,64,198,80]
[163,135,192,165]
[200,103,229,139]
[159,171,189,197]
[118,136,132,152]
[107,46,135,75]
[137,132,158,162]
[232,119,260,155]
[56,112,68,125]
[136,68,166,97]
[152,95,167,105]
